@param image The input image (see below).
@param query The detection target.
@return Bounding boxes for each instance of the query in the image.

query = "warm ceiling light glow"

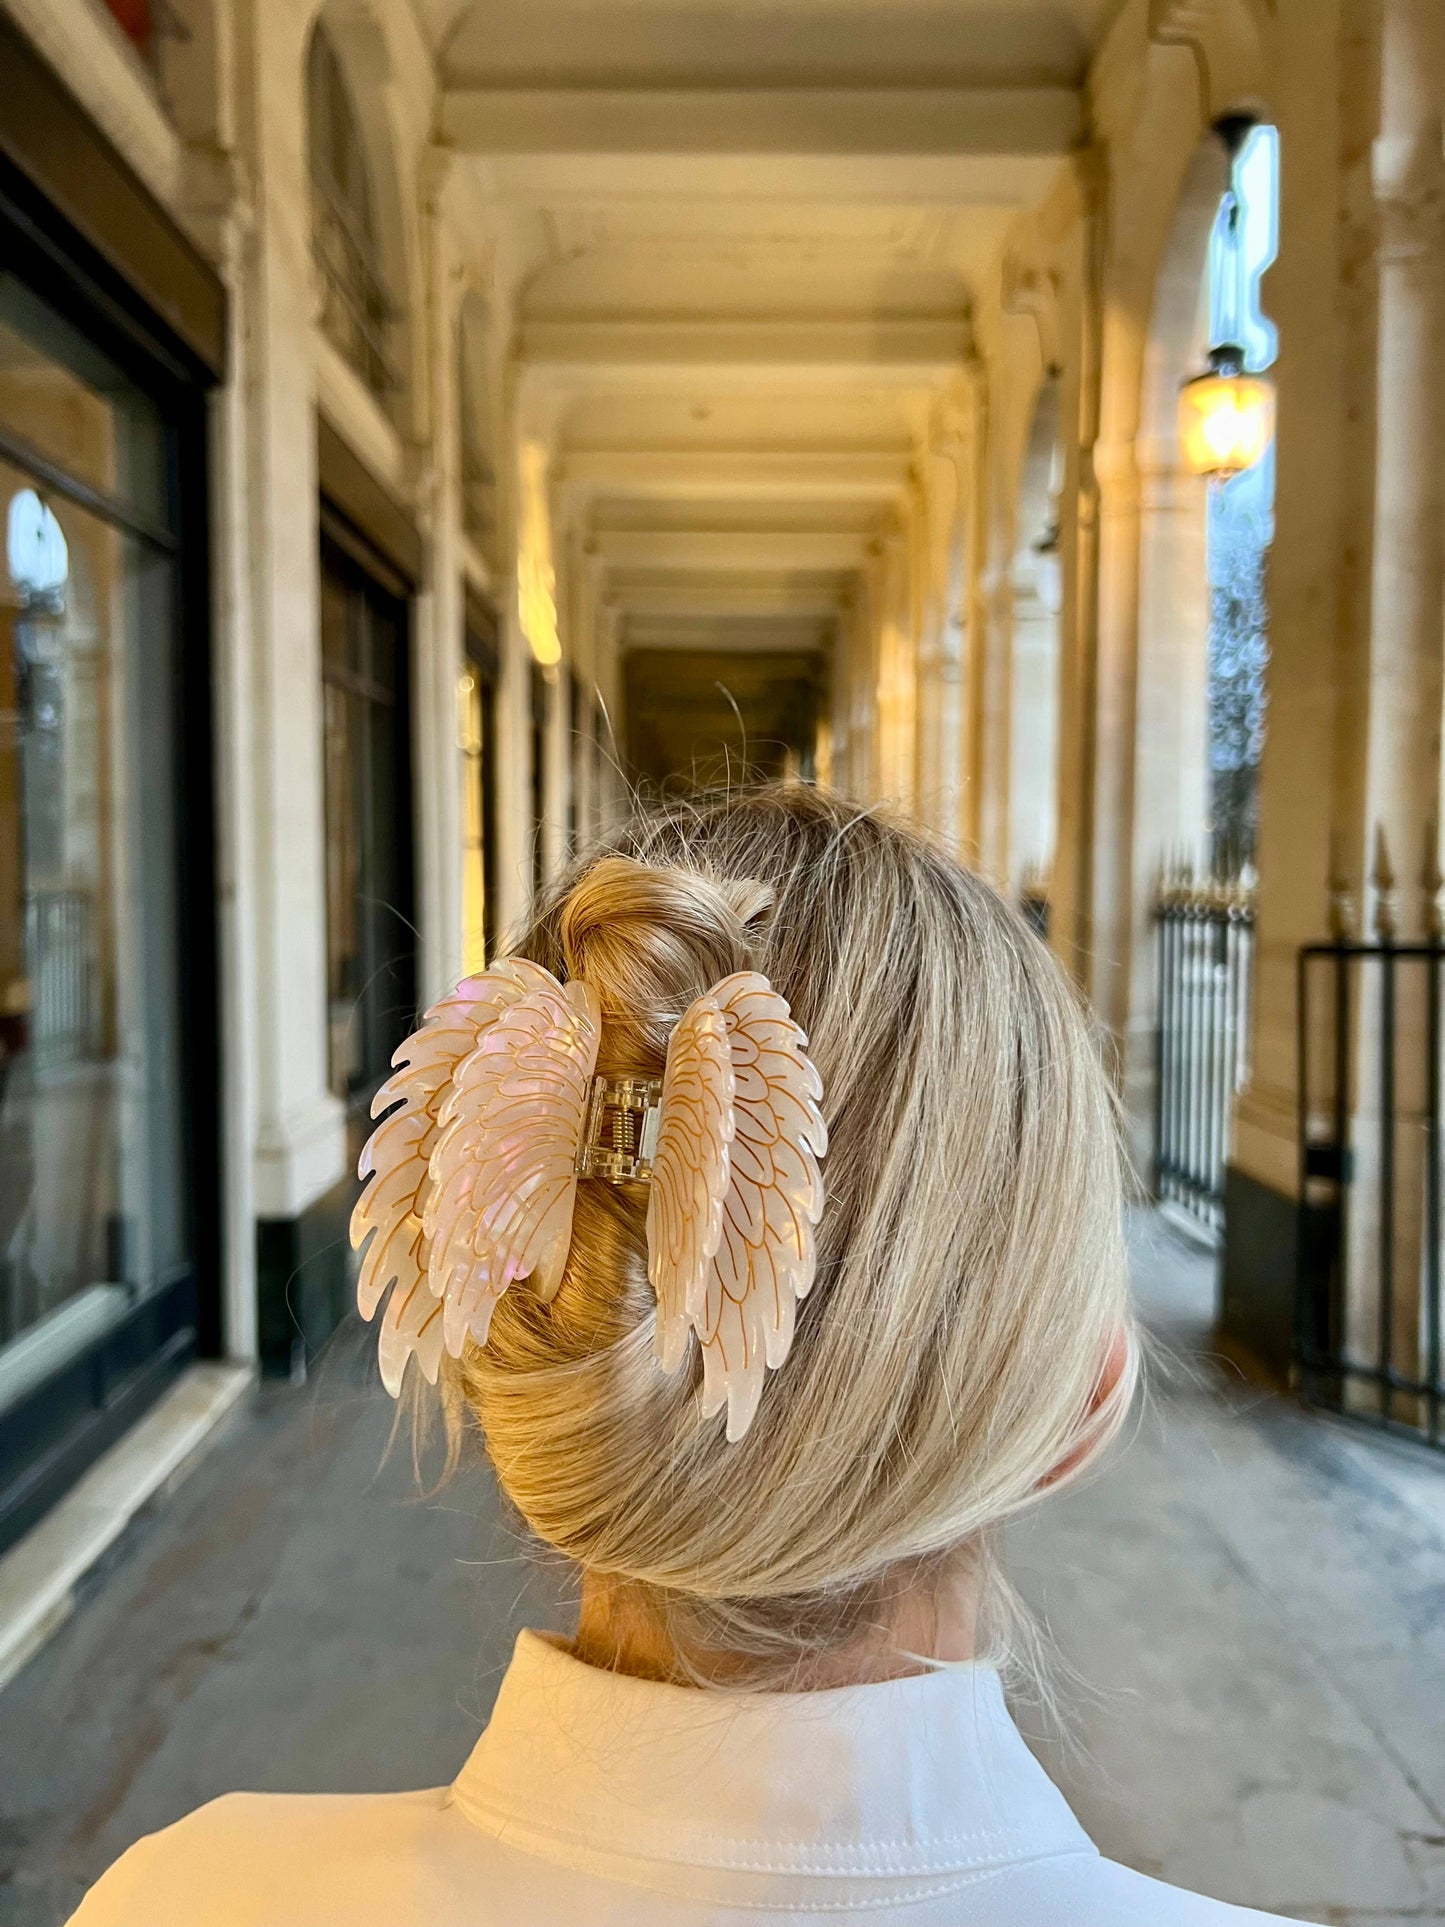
[1178,345,1275,481]
[518,440,562,667]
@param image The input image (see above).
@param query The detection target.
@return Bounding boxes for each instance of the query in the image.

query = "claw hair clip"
[350,959,827,1441]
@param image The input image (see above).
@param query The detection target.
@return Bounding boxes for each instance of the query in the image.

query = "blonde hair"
[446,784,1137,1681]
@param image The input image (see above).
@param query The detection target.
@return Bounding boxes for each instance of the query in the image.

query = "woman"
[72,786,1294,1924]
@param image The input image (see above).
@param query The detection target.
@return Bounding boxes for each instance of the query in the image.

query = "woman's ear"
[1038,1324,1131,1490]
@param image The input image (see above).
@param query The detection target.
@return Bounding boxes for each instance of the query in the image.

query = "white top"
[71,1630,1292,1925]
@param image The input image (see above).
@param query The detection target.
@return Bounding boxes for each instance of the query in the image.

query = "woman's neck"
[571,1564,980,1690]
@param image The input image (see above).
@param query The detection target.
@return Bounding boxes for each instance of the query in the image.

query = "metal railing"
[1154,864,1256,1235]
[1296,840,1445,1448]
[25,888,96,1072]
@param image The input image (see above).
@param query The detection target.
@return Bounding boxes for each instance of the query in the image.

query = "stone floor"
[2,1213,1444,1926]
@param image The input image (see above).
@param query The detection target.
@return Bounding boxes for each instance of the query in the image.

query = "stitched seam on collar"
[660,1853,1103,1916]
[440,1805,1097,1914]
[449,1783,1081,1876]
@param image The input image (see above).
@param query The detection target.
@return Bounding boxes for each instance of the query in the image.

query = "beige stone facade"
[0,0,1439,1394]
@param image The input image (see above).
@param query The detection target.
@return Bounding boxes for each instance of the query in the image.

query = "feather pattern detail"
[647,995,735,1374]
[349,963,546,1396]
[689,972,828,1442]
[424,971,601,1358]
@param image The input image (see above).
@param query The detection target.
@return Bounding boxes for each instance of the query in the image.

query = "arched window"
[306,24,398,403]
[1205,123,1278,867]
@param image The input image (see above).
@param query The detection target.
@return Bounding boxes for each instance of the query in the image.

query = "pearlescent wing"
[425,972,601,1356]
[350,962,551,1396]
[647,994,735,1374]
[692,972,827,1442]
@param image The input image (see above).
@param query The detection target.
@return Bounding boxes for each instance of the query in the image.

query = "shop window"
[320,529,415,1154]
[0,267,202,1552]
[306,26,399,406]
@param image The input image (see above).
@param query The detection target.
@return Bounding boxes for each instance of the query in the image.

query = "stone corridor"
[2,1217,1443,1927]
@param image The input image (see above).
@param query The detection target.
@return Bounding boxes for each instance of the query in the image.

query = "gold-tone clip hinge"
[575,1074,663,1183]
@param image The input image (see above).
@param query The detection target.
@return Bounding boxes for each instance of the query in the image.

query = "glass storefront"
[320,527,416,1158]
[0,232,213,1554]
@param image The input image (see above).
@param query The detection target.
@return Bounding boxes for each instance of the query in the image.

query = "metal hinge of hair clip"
[575,1074,664,1183]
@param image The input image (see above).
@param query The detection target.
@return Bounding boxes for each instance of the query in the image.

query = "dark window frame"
[318,515,417,1150]
[0,157,222,1559]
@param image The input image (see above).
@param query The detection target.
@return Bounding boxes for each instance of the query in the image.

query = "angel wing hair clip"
[349,957,828,1442]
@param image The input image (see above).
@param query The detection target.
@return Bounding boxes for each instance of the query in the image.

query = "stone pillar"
[1123,441,1211,1164]
[1087,430,1143,1057]
[1365,0,1445,861]
[873,522,915,805]
[958,365,990,860]
[235,0,348,1363]
[1007,570,1063,887]
[912,433,961,835]
[1224,0,1445,1376]
[493,574,533,944]
[414,147,466,1003]
[1342,0,1445,1387]
[975,557,1015,884]
[1051,150,1107,991]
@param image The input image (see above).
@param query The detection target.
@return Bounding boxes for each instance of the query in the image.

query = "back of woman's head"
[448,783,1136,1678]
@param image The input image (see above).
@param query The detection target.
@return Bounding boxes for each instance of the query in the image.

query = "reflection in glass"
[0,464,183,1411]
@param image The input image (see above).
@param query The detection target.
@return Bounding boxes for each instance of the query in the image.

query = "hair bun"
[558,856,774,1062]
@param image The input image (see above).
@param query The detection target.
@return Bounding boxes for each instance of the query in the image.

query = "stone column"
[235,0,348,1352]
[1050,149,1107,991]
[911,441,956,833]
[975,557,1016,885]
[493,575,533,943]
[873,522,914,805]
[1007,568,1063,887]
[958,364,990,861]
[413,146,466,1004]
[1123,440,1211,1165]
[1365,0,1445,861]
[1087,431,1143,1056]
[1224,0,1445,1377]
[1342,0,1445,1387]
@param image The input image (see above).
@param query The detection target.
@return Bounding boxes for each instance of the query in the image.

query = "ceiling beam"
[610,577,854,618]
[558,448,911,503]
[520,316,969,378]
[621,616,835,654]
[442,86,1080,158]
[595,529,866,572]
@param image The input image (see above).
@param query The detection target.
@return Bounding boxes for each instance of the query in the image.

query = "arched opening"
[1008,371,1063,923]
[305,17,402,410]
[1205,123,1277,869]
[1140,121,1279,1233]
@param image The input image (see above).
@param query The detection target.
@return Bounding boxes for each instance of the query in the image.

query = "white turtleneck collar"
[449,1630,1095,1910]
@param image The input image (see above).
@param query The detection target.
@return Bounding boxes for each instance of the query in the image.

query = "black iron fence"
[1297,935,1445,1449]
[1154,866,1256,1235]
[25,888,96,1072]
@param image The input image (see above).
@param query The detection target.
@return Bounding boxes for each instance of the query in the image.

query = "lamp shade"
[1178,345,1274,480]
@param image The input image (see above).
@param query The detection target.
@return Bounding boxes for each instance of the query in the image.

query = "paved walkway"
[2,1216,1444,1926]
